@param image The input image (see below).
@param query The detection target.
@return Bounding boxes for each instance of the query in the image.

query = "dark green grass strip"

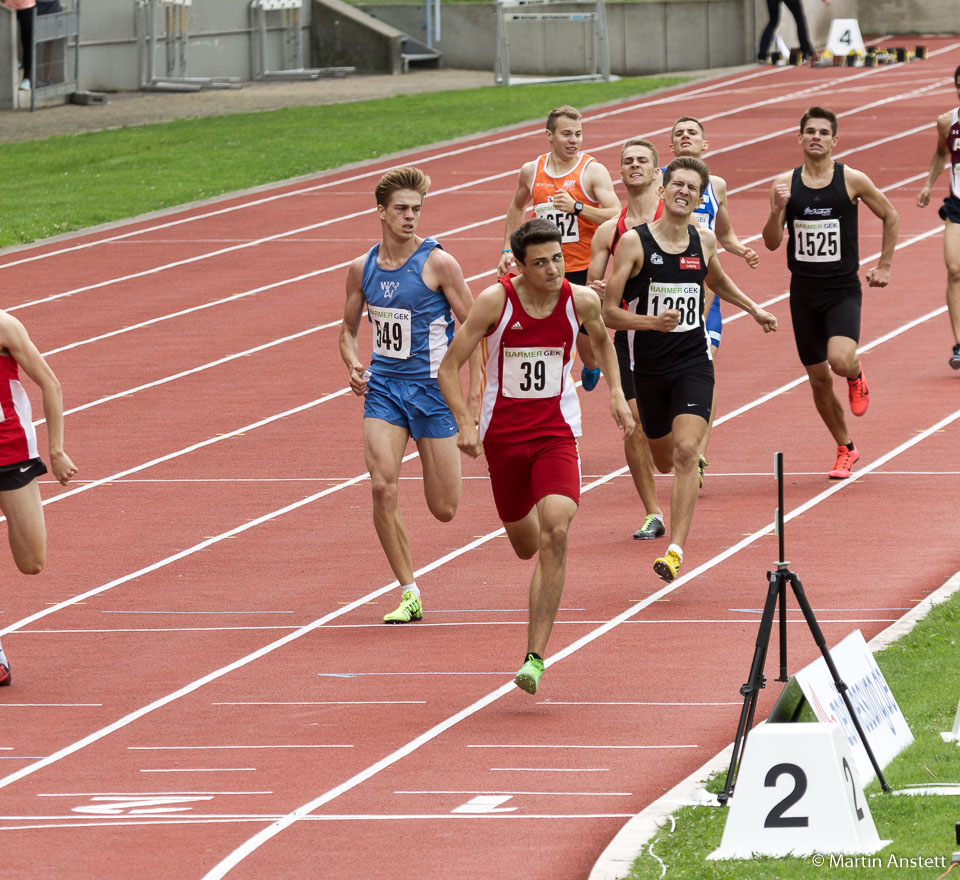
[0,76,685,248]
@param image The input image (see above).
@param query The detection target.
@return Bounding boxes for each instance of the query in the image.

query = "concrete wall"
[1,0,958,103]
[311,0,407,74]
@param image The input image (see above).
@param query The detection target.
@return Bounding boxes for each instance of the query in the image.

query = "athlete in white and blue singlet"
[341,166,479,624]
[917,63,960,370]
[667,117,759,480]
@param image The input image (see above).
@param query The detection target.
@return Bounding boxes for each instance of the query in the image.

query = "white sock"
[401,583,420,599]
[667,543,683,560]
[650,513,664,523]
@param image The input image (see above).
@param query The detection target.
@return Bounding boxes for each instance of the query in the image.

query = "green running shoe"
[698,454,709,489]
[514,653,544,695]
[632,514,665,541]
[383,589,422,623]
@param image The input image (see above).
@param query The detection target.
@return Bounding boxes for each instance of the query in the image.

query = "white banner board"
[794,630,913,783]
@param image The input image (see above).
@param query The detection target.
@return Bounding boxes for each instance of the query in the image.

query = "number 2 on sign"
[763,762,809,828]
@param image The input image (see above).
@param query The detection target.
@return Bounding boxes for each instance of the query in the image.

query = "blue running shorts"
[363,372,457,440]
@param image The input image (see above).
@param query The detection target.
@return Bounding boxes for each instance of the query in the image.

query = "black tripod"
[717,452,891,806]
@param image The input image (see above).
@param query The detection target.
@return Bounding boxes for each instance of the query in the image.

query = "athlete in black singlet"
[763,107,899,481]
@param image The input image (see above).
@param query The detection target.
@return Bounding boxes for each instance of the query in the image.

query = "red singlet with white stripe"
[478,275,582,443]
[0,353,40,465]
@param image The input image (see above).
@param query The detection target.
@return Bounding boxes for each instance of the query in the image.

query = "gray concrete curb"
[588,571,960,880]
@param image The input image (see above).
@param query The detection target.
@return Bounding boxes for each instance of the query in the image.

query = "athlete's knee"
[369,474,399,510]
[427,495,458,523]
[539,520,570,559]
[14,551,45,575]
[946,259,960,285]
[672,439,699,472]
[510,533,539,560]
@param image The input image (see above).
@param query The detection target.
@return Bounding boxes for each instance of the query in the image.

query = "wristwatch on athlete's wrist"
[573,201,584,216]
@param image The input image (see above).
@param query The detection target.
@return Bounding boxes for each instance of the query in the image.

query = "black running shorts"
[632,363,714,440]
[789,276,862,366]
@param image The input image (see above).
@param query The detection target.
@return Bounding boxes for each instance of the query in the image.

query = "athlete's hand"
[589,279,606,296]
[772,184,791,212]
[612,396,635,437]
[742,247,760,269]
[754,308,778,333]
[50,450,78,486]
[655,309,680,333]
[551,189,576,214]
[456,421,483,458]
[348,364,369,396]
[865,265,891,287]
[917,186,932,208]
[497,251,515,276]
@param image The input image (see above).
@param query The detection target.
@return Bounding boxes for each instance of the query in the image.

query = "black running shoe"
[951,343,960,371]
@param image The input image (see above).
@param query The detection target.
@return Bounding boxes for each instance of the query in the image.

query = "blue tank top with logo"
[361,237,454,379]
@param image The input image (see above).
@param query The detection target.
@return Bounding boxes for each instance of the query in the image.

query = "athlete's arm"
[437,285,505,458]
[498,162,535,275]
[426,248,483,420]
[701,232,778,333]
[601,230,679,332]
[917,113,951,208]
[552,161,620,226]
[713,176,759,268]
[762,172,792,251]
[339,256,370,397]
[0,312,77,485]
[586,217,616,296]
[848,168,899,287]
[572,285,634,437]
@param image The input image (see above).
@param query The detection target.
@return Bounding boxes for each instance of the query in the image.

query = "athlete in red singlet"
[0,309,78,686]
[917,63,960,370]
[588,137,665,541]
[439,219,632,696]
[497,105,620,390]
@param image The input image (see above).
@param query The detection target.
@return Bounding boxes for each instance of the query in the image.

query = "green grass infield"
[623,582,960,880]
[0,75,686,249]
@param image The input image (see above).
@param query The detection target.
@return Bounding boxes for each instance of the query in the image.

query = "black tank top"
[624,223,711,375]
[785,162,859,281]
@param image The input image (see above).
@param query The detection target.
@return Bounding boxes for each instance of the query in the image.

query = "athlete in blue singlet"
[341,166,479,624]
[667,117,760,483]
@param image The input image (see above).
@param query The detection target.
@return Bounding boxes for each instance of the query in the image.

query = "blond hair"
[546,105,582,132]
[374,167,431,206]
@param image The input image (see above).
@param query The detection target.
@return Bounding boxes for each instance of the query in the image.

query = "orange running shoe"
[847,366,870,416]
[828,443,860,480]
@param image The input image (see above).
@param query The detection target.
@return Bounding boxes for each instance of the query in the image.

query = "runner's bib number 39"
[501,347,564,398]
[794,218,841,263]
[368,305,411,359]
[646,282,701,333]
[534,201,579,243]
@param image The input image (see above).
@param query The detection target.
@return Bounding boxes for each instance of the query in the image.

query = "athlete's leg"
[416,434,461,522]
[503,507,541,560]
[624,398,661,516]
[363,418,414,585]
[944,219,960,344]
[664,413,708,549]
[782,0,814,56]
[805,361,851,445]
[525,493,578,658]
[826,335,861,381]
[0,480,47,575]
[576,332,599,372]
[645,432,675,475]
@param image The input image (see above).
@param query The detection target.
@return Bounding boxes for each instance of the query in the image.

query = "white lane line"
[199,404,960,879]
[0,813,637,831]
[211,702,426,706]
[466,745,697,750]
[492,768,609,772]
[128,745,352,750]
[139,769,257,773]
[37,791,273,796]
[395,790,632,796]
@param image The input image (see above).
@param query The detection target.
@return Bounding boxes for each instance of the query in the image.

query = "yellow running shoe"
[383,590,422,624]
[653,549,682,583]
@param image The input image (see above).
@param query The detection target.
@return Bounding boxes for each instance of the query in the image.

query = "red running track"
[1,40,960,879]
